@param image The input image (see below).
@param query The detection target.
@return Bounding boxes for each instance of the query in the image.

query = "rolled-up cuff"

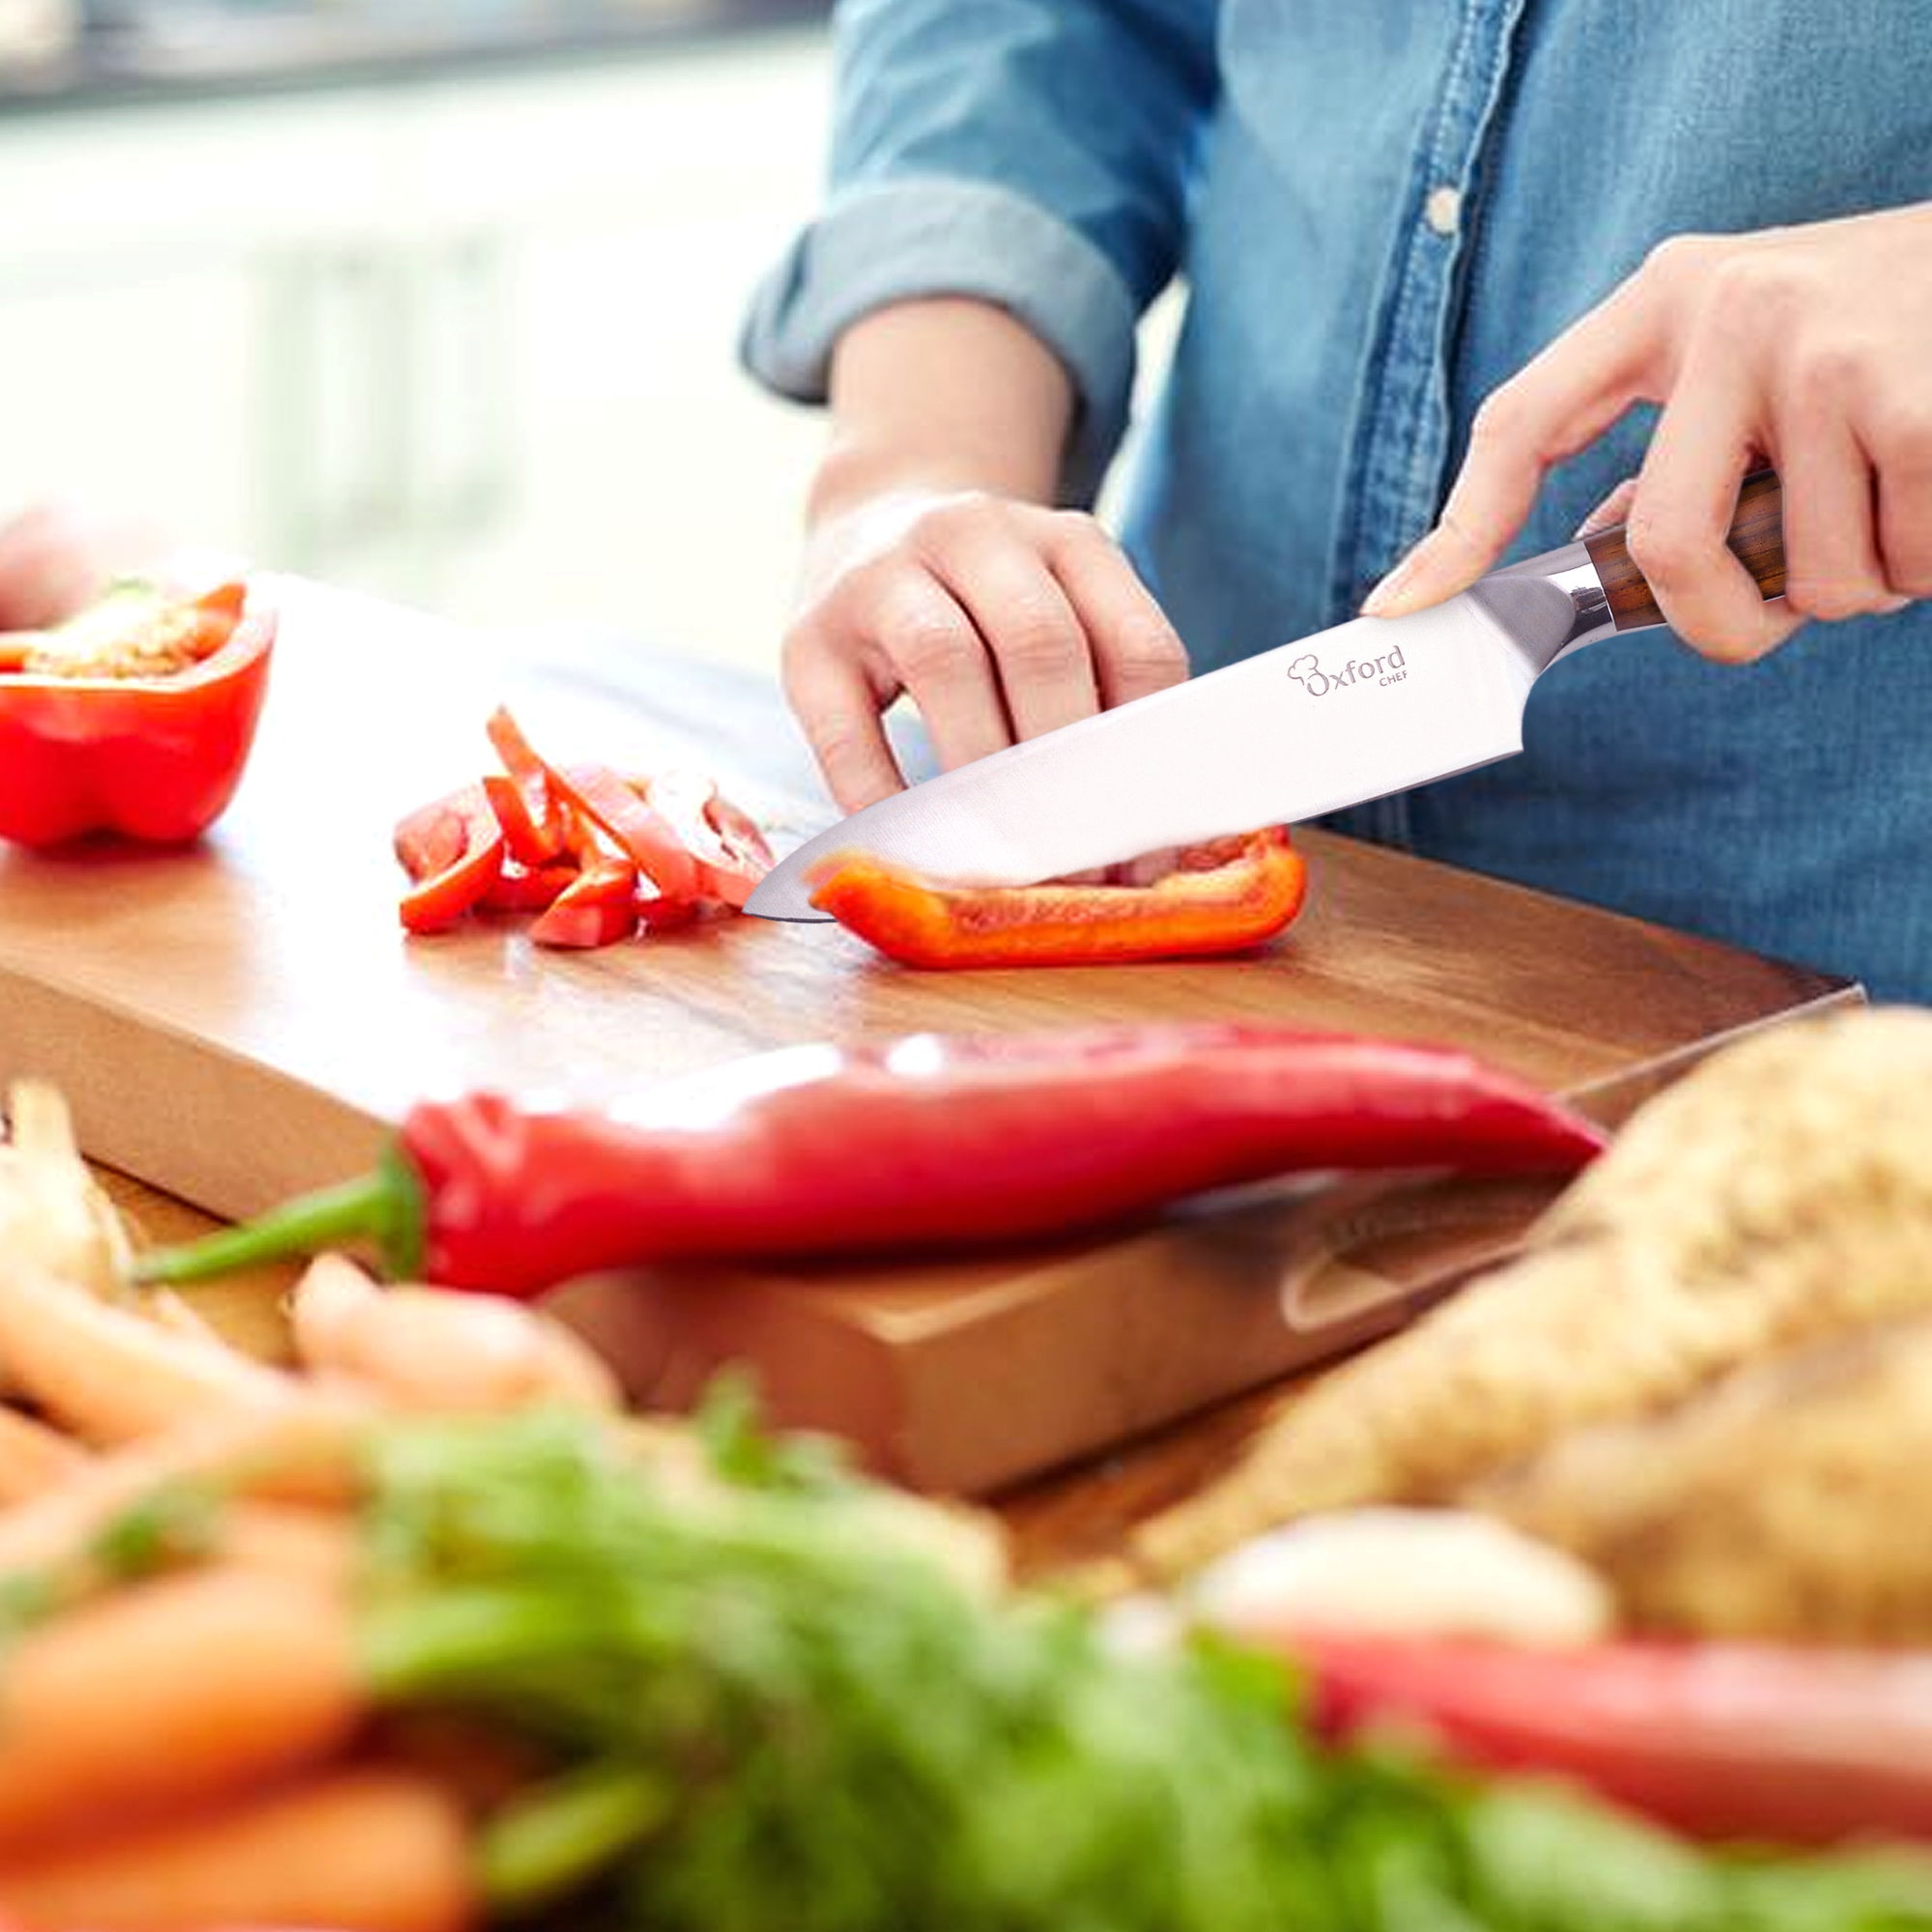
[738,176,1141,507]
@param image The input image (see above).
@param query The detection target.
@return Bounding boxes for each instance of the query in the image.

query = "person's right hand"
[781,485,1190,814]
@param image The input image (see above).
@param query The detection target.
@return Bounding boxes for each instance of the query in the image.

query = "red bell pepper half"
[0,581,272,848]
[1280,1630,1932,1848]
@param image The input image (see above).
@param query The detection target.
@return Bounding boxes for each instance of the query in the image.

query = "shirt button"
[1424,185,1463,238]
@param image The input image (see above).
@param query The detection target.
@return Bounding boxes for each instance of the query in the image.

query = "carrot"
[0,1408,85,1507]
[219,1501,359,1593]
[0,1564,363,1853]
[0,1263,298,1444]
[290,1255,620,1415]
[0,1394,370,1579]
[0,1767,477,1932]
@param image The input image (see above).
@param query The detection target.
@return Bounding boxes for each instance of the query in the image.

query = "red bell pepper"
[481,862,580,913]
[644,769,775,907]
[138,1025,1605,1298]
[550,763,698,904]
[0,582,272,848]
[480,774,560,870]
[530,860,639,950]
[807,828,1309,968]
[1279,1630,1932,1848]
[483,705,565,862]
[395,782,504,935]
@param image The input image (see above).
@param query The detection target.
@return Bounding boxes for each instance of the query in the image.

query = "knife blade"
[747,471,1786,922]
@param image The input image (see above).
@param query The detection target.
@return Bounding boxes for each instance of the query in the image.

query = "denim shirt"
[742,1,1932,1001]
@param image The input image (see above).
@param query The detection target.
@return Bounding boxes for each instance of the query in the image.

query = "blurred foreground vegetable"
[136,1027,1605,1294]
[2,1407,1930,1931]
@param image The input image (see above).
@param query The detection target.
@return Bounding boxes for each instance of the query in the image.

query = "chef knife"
[746,470,1786,922]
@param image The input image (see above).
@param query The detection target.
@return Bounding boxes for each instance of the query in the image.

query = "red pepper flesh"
[550,763,698,904]
[530,861,639,949]
[1281,1631,1932,1848]
[481,862,580,913]
[481,773,561,870]
[644,769,775,907]
[0,585,273,848]
[396,782,505,935]
[807,828,1308,968]
[483,705,566,861]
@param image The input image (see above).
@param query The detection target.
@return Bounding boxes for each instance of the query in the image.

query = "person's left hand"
[0,502,176,632]
[1362,200,1932,660]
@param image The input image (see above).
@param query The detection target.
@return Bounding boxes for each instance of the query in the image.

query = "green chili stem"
[132,1141,426,1284]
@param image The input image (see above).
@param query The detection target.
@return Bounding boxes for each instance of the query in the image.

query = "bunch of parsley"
[334,1407,1932,1932]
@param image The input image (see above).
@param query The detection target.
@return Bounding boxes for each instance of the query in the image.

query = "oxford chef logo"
[1286,643,1407,696]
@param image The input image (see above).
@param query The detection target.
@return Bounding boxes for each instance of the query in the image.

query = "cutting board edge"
[0,961,388,1221]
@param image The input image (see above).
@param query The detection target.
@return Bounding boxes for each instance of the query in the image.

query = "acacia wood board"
[0,577,1859,1493]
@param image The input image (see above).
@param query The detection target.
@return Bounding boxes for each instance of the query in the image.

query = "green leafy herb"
[340,1409,1932,1932]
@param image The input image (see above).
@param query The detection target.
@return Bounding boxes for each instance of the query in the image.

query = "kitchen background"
[0,0,839,672]
[0,0,1176,674]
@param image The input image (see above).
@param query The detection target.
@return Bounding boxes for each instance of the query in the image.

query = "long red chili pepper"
[136,1028,1605,1298]
[1277,1631,1932,1848]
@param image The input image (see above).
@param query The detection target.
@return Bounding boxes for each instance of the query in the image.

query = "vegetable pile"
[1126,1006,1932,1591]
[3,1405,1932,1932]
[394,706,774,946]
[0,580,272,847]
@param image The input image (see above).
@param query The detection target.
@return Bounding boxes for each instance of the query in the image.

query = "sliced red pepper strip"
[394,792,469,883]
[484,705,566,861]
[481,773,562,870]
[550,762,698,904]
[482,862,580,913]
[396,781,504,935]
[637,893,702,932]
[642,769,775,907]
[807,827,1308,968]
[138,1027,1605,1298]
[530,861,639,949]
[0,582,273,848]
[1277,1631,1932,1848]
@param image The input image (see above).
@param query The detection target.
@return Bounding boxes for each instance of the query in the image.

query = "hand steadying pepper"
[136,1026,1605,1297]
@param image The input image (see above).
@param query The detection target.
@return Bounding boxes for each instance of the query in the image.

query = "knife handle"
[1582,469,1785,633]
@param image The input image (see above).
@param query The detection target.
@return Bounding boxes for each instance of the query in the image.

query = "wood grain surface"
[7,575,1857,1501]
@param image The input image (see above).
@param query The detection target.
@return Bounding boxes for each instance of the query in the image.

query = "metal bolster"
[1468,540,1617,680]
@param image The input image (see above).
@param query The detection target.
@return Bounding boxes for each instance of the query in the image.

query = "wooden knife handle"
[1583,469,1786,632]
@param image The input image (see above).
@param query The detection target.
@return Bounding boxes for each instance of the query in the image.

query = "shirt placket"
[1330,0,1530,850]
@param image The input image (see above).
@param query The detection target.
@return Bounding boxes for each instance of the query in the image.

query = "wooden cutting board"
[0,577,1859,1493]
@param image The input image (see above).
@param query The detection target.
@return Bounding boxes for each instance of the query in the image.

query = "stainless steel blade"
[746,543,1610,922]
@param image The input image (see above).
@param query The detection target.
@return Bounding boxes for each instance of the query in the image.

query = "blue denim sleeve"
[740,0,1221,503]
